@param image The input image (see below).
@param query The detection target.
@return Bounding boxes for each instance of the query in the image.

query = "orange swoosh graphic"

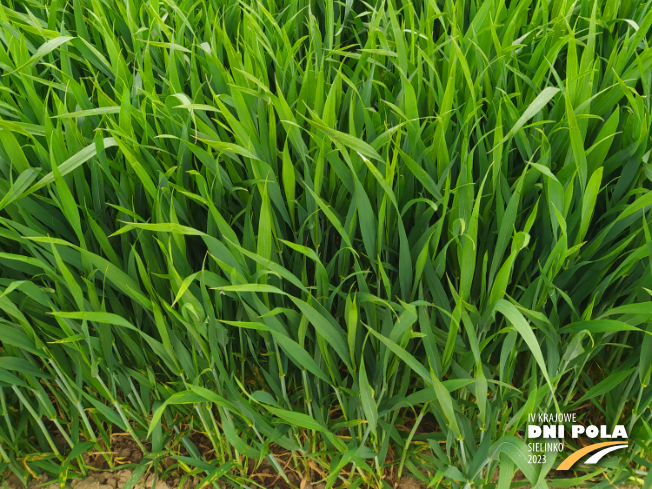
[557,441,626,470]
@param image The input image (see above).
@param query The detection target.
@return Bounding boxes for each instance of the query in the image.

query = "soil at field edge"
[4,472,643,489]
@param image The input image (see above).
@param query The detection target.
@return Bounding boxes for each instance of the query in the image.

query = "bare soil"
[3,472,642,489]
[3,473,428,489]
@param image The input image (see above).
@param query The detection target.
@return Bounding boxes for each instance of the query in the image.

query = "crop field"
[0,0,651,487]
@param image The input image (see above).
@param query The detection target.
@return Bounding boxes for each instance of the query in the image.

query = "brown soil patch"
[3,471,643,489]
[2,471,335,489]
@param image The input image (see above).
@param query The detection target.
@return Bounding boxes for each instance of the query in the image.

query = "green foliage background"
[0,0,651,486]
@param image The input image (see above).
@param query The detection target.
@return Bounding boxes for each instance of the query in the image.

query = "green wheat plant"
[0,0,651,487]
